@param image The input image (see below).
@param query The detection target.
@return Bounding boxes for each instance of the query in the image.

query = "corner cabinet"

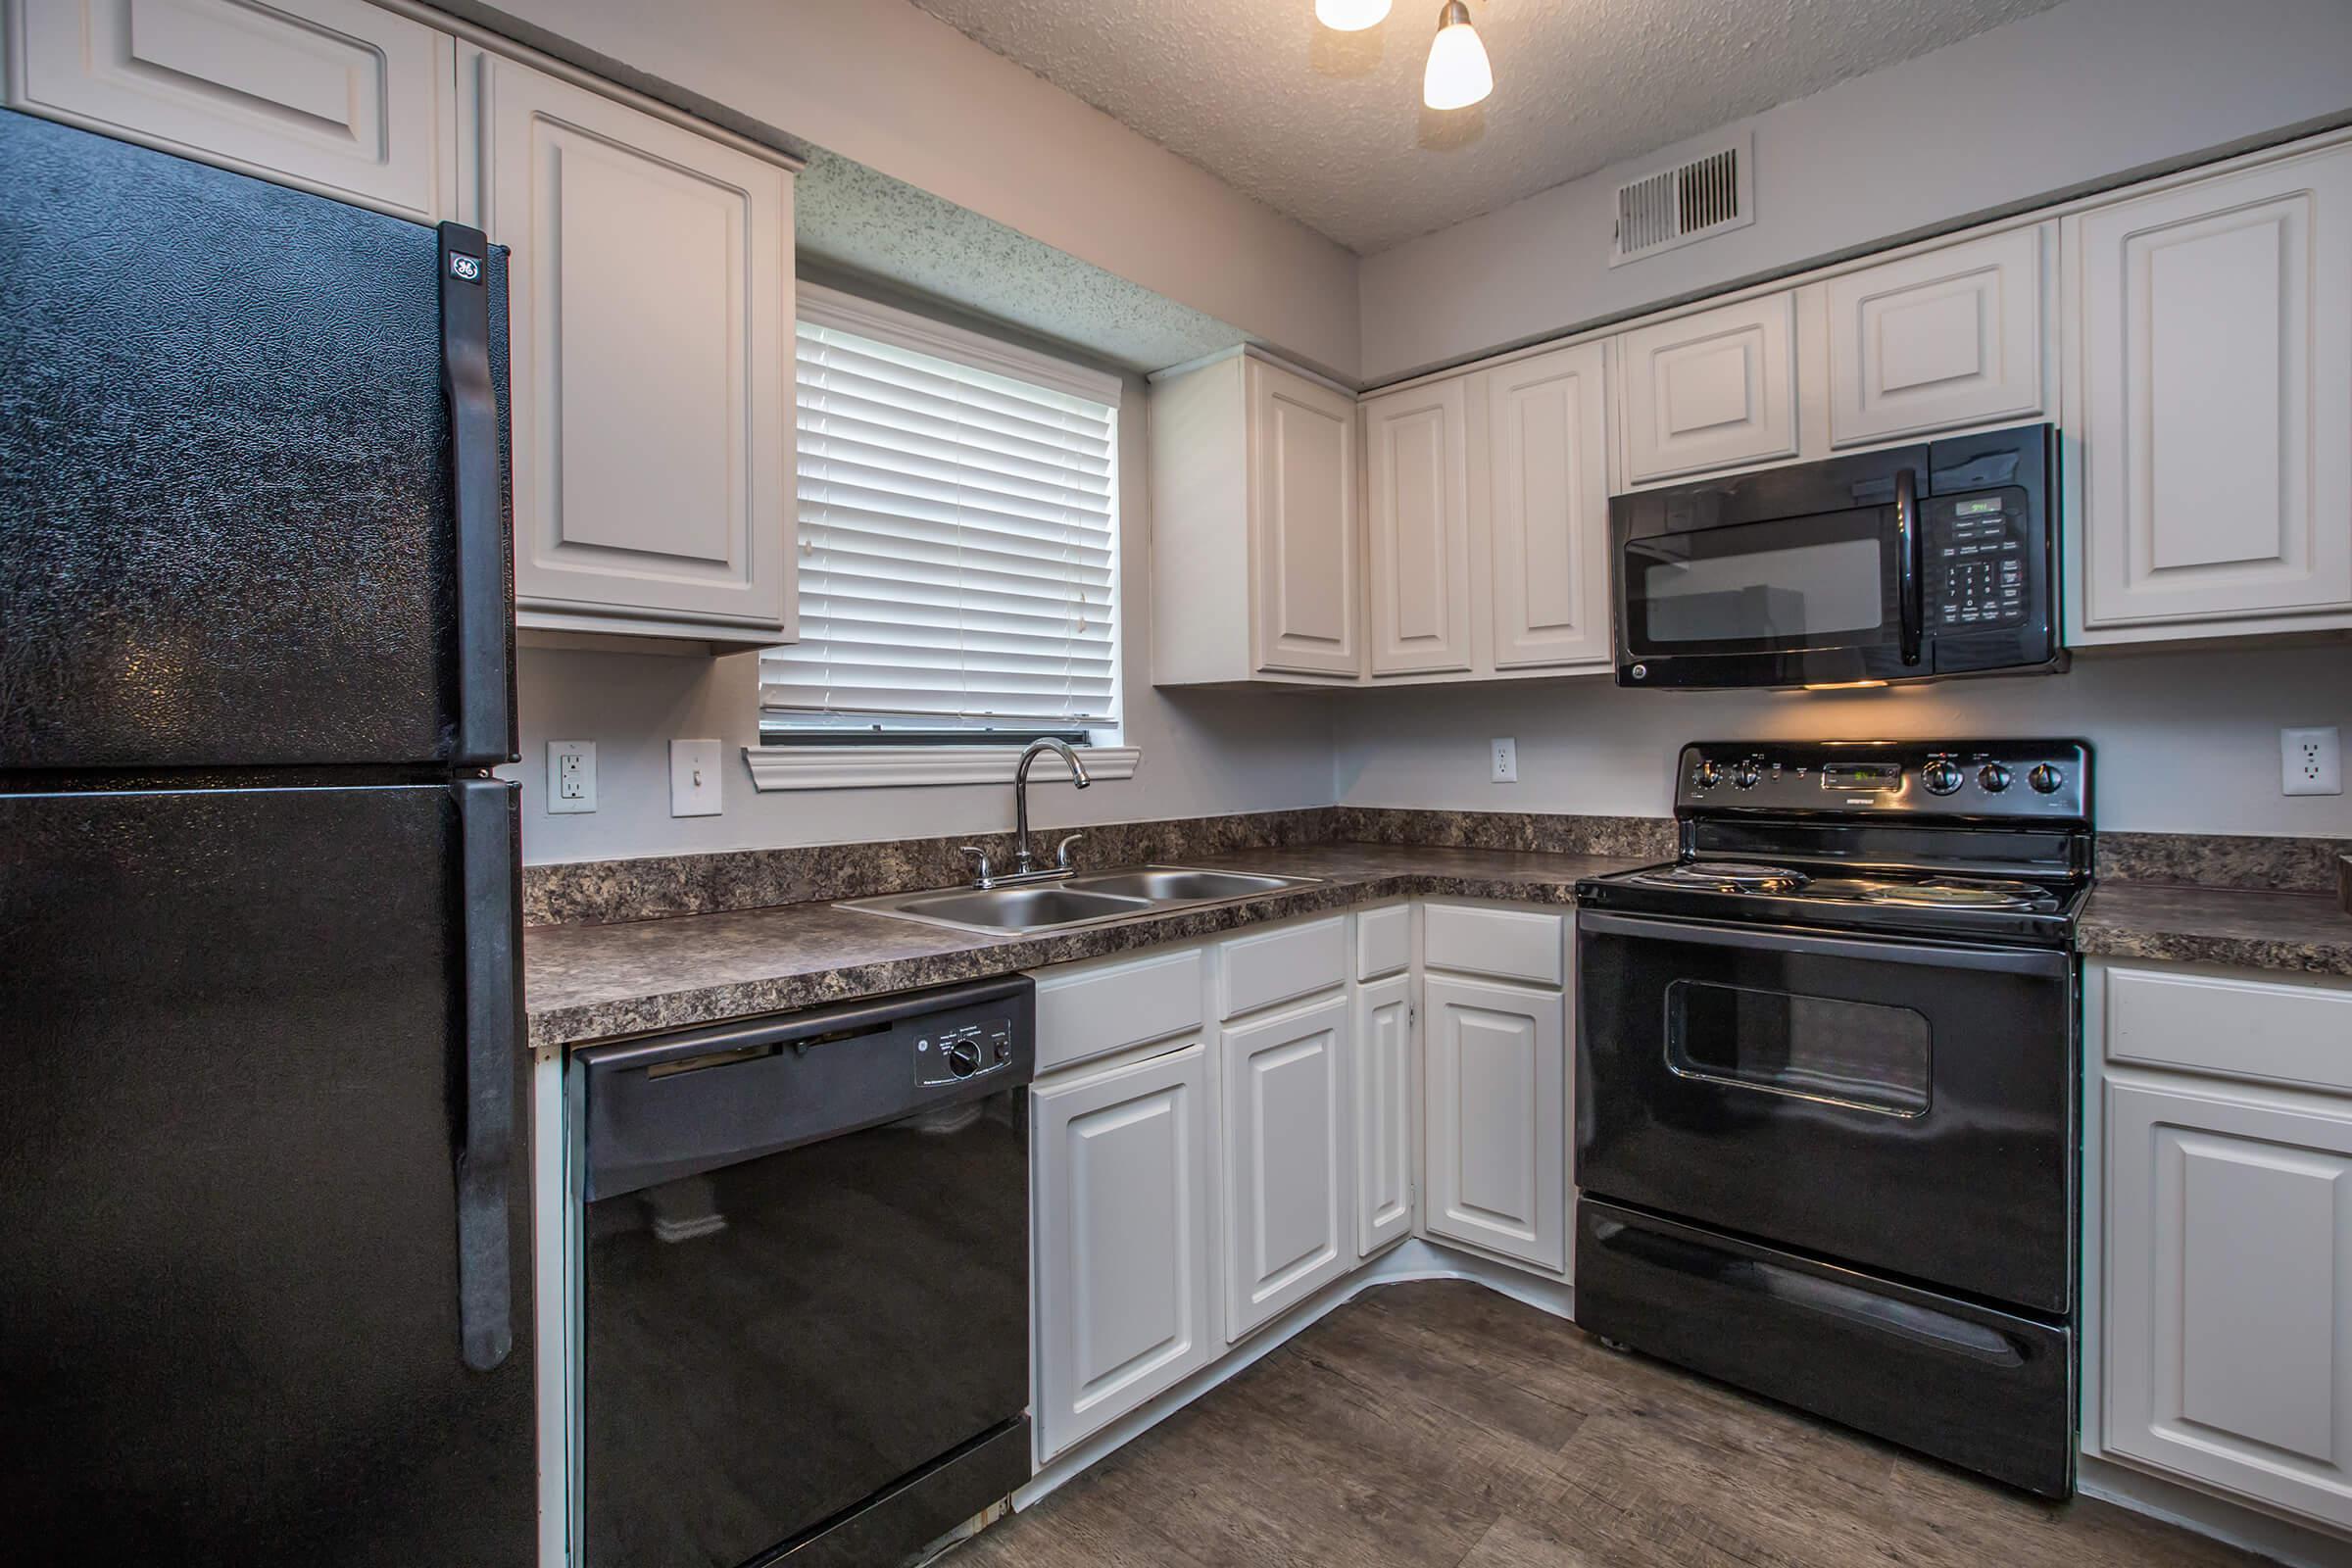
[475,54,798,647]
[1150,351,1362,684]
[2066,143,2352,642]
[3,0,458,223]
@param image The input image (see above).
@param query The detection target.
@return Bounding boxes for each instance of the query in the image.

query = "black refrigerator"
[0,111,536,1565]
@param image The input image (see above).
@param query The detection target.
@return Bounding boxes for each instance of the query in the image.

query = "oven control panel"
[1927,491,2027,630]
[914,1015,1019,1087]
[1678,740,2089,819]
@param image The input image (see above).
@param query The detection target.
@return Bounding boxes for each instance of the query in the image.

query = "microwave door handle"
[1895,466,1923,665]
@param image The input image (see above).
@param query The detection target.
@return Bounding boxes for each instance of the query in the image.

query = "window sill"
[742,744,1140,792]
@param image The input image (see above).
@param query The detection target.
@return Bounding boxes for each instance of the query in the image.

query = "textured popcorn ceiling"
[906,0,2068,254]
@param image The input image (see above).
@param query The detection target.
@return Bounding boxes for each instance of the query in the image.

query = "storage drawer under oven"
[1575,910,2076,1313]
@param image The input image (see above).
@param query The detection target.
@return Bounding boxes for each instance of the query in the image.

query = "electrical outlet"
[548,740,596,813]
[2281,726,2342,797]
[1491,737,1518,784]
[669,739,723,817]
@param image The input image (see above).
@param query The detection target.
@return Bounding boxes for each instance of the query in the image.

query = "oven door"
[1576,910,2074,1313]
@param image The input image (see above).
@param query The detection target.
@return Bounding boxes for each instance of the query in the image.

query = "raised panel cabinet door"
[1249,359,1361,676]
[1617,292,1798,486]
[1221,992,1352,1341]
[2104,1077,2352,1531]
[1483,342,1612,669]
[6,0,455,221]
[1827,224,2047,446]
[1352,972,1415,1257]
[482,56,794,635]
[1363,377,1473,675]
[1032,1043,1216,1462]
[2075,147,2352,631]
[1421,974,1566,1273]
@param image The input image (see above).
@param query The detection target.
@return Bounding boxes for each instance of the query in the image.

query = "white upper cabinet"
[1826,224,2050,447]
[1221,991,1353,1341]
[1479,342,1613,671]
[1032,1042,1217,1462]
[478,55,795,644]
[2103,1074,2352,1532]
[1363,377,1474,675]
[1150,352,1361,684]
[5,0,456,222]
[1250,359,1362,677]
[1616,292,1798,485]
[2069,144,2352,639]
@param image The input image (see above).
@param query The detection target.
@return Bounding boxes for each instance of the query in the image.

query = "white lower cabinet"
[1421,972,1567,1273]
[1032,1041,1216,1462]
[1352,972,1416,1257]
[1220,991,1353,1342]
[2103,1073,2352,1532]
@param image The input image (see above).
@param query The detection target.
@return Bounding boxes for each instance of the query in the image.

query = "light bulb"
[1315,0,1392,28]
[1422,1,1493,110]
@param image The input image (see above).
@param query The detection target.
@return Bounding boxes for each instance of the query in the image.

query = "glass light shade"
[1422,11,1494,110]
[1315,0,1392,29]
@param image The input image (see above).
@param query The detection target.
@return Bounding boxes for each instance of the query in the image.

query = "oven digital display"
[1820,762,1902,791]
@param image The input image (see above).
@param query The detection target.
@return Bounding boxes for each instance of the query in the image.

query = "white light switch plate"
[670,739,723,817]
[548,740,595,813]
[1491,737,1518,784]
[2281,726,2342,796]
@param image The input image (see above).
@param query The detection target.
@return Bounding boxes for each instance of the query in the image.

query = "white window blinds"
[765,291,1120,730]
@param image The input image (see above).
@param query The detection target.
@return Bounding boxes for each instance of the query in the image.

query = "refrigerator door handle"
[439,221,513,768]
[454,778,520,1371]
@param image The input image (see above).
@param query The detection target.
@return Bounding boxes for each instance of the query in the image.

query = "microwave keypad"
[1930,499,2025,629]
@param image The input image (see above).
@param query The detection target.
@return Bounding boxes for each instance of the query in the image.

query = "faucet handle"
[1053,832,1086,869]
[957,845,995,887]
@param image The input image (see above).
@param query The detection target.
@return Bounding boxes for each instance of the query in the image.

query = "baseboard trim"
[2077,1454,2350,1568]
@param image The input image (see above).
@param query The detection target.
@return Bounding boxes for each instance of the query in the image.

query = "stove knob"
[1978,762,2014,794]
[943,1039,980,1078]
[1923,760,1965,796]
[1731,762,1762,790]
[1693,760,1722,789]
[2029,762,2066,795]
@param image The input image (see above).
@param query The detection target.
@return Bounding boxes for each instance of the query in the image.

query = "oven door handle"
[1577,909,2069,976]
[1895,466,1924,666]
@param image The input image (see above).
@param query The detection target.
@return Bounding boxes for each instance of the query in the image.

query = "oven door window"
[1665,980,1930,1117]
[1624,507,1895,655]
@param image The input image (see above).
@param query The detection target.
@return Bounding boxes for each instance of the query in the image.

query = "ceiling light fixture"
[1314,0,1392,29]
[1421,0,1494,110]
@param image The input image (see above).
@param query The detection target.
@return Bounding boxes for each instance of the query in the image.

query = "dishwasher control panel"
[913,1015,1018,1087]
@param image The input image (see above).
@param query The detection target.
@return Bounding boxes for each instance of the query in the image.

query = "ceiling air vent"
[1610,133,1754,267]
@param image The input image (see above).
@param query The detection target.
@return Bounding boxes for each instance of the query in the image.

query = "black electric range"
[1573,739,2090,1499]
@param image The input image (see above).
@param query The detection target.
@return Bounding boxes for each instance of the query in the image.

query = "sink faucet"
[1012,737,1091,876]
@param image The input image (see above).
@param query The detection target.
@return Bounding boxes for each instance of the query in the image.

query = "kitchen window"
[750,285,1132,791]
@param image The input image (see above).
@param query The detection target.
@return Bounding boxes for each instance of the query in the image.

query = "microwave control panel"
[1927,492,2026,630]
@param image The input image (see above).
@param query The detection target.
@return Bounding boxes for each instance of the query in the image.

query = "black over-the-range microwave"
[1611,422,2059,688]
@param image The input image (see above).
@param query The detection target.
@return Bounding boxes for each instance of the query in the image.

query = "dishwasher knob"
[1978,762,2014,794]
[943,1039,980,1078]
[2029,762,2065,795]
[1922,760,1964,796]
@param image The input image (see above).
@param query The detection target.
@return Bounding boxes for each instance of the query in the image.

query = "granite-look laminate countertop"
[524,844,1648,1050]
[2077,881,2352,978]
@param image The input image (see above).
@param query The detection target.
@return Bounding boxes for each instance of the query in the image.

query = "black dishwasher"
[574,975,1035,1568]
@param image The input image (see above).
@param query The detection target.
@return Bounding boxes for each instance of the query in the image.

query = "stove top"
[1578,740,2092,947]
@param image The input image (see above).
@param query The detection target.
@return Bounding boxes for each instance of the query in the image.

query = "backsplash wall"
[1332,642,2352,837]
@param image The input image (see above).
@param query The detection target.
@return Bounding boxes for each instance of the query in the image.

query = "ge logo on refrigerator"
[448,253,483,282]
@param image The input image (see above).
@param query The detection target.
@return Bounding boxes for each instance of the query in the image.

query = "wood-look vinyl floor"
[954,1280,2278,1568]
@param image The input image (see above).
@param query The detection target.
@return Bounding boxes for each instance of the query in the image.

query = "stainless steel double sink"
[840,865,1319,936]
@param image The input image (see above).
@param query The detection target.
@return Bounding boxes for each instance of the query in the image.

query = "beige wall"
[474,0,1362,382]
[1358,0,2352,382]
